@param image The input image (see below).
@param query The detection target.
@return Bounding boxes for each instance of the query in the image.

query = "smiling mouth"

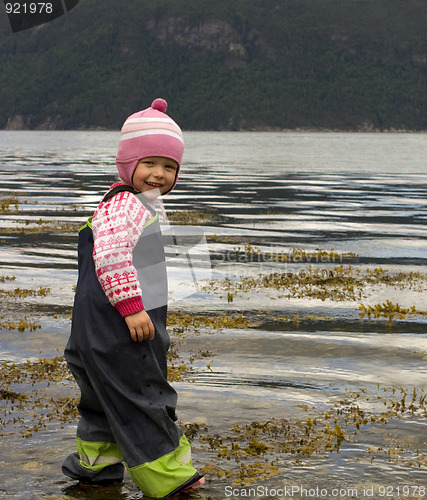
[145,182,162,188]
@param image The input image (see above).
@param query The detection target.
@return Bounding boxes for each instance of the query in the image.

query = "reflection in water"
[0,132,426,498]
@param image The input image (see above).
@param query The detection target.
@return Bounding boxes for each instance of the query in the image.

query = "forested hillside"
[0,0,426,130]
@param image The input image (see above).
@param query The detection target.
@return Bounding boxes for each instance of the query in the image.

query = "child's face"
[132,156,178,195]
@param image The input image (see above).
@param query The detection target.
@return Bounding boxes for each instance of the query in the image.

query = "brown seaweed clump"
[0,195,19,213]
[0,315,41,332]
[0,343,197,440]
[167,311,261,335]
[1,353,426,488]
[196,386,427,486]
[0,356,77,439]
[167,209,217,226]
[205,265,427,303]
[0,194,84,233]
[0,276,50,332]
[359,300,427,326]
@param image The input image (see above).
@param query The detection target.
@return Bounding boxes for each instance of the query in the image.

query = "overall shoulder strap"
[102,184,138,203]
[78,185,141,235]
[102,184,157,217]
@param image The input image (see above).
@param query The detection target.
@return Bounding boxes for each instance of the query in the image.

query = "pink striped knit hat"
[116,98,184,194]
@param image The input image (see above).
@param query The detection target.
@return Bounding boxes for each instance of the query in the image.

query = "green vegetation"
[1,0,426,130]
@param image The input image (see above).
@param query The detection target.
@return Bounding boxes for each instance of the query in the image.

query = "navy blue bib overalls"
[62,186,200,497]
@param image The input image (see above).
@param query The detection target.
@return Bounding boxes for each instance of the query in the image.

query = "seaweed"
[167,209,217,225]
[359,301,427,326]
[167,311,261,334]
[0,195,19,213]
[197,385,427,486]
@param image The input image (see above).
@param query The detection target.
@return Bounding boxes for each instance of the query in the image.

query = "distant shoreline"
[3,124,427,134]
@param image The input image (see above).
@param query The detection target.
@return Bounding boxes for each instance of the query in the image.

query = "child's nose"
[152,165,165,177]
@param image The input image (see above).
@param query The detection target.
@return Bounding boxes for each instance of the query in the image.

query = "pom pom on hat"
[151,98,168,113]
[116,98,184,194]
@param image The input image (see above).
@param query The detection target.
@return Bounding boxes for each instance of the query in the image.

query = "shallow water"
[0,131,426,499]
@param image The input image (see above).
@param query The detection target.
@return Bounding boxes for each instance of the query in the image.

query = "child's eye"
[166,165,177,171]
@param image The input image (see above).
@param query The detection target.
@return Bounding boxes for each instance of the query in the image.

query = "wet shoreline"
[0,131,426,499]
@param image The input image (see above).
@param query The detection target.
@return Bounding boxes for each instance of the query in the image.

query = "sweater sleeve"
[92,188,154,317]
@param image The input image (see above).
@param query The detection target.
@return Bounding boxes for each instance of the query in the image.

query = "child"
[62,99,205,497]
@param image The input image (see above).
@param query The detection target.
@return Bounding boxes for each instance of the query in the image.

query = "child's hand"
[124,310,155,342]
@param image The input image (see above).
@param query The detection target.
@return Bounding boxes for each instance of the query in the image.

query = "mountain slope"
[1,0,426,130]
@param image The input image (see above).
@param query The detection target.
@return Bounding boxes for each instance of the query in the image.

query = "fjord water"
[0,131,426,498]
